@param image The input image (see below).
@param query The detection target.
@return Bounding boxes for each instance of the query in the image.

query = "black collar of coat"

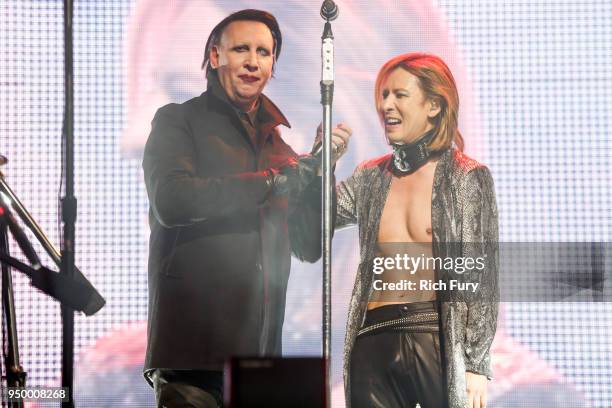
[205,69,291,136]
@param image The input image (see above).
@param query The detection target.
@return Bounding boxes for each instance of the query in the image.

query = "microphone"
[0,252,95,313]
[320,0,339,21]
[0,201,42,268]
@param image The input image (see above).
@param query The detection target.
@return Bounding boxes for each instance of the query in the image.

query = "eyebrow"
[383,87,410,93]
[231,43,272,52]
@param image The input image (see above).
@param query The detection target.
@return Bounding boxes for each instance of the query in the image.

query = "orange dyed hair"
[374,53,464,151]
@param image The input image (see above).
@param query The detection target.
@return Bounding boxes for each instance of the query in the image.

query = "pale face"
[379,68,440,145]
[210,20,275,111]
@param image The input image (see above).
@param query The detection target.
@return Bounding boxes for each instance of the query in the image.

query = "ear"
[210,45,220,69]
[428,98,442,119]
[269,55,277,77]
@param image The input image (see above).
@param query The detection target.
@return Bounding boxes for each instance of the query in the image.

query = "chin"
[235,92,259,106]
[236,90,261,101]
[385,134,404,145]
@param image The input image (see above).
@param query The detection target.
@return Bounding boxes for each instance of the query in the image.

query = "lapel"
[367,158,393,260]
[258,95,291,144]
[431,149,453,278]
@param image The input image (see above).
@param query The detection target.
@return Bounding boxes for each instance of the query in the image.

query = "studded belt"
[358,303,439,336]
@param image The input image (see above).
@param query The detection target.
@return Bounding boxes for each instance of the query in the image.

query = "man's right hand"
[266,155,319,197]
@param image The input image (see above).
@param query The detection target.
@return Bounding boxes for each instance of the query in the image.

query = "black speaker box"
[224,357,327,407]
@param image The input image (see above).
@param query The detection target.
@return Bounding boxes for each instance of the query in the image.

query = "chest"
[191,112,293,175]
[377,172,434,243]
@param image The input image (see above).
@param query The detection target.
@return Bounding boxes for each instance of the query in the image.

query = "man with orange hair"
[333,53,498,408]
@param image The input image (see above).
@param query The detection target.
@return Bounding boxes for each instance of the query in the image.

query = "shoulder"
[154,94,204,123]
[450,149,488,175]
[355,153,392,174]
[447,149,495,195]
[343,154,391,184]
[448,149,492,180]
[145,97,206,153]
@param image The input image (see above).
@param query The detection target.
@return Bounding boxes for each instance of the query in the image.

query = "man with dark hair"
[142,9,350,408]
[201,9,282,75]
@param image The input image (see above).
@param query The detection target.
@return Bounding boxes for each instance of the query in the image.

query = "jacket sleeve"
[335,163,362,229]
[288,175,325,263]
[289,161,362,262]
[142,105,272,228]
[460,166,499,379]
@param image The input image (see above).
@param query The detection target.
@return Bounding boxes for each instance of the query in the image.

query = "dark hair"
[201,9,282,75]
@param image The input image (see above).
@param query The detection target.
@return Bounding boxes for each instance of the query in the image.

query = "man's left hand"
[466,371,487,408]
[314,122,352,164]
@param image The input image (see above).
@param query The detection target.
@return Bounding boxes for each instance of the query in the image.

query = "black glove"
[265,154,319,197]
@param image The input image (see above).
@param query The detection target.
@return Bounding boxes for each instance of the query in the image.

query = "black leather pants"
[151,369,223,408]
[349,301,448,408]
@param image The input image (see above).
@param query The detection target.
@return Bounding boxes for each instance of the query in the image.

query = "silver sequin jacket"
[336,148,499,408]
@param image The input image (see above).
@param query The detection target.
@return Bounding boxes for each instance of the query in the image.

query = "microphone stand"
[62,1,76,406]
[0,200,25,408]
[0,162,104,407]
[0,0,101,404]
[319,2,338,407]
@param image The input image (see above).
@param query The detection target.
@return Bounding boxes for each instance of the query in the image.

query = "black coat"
[142,71,321,374]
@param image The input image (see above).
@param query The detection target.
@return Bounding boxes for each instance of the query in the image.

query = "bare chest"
[377,171,434,244]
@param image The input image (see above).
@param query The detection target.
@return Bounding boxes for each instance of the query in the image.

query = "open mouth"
[384,117,402,130]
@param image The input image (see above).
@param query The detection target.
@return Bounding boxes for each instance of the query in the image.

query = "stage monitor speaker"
[224,357,326,408]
